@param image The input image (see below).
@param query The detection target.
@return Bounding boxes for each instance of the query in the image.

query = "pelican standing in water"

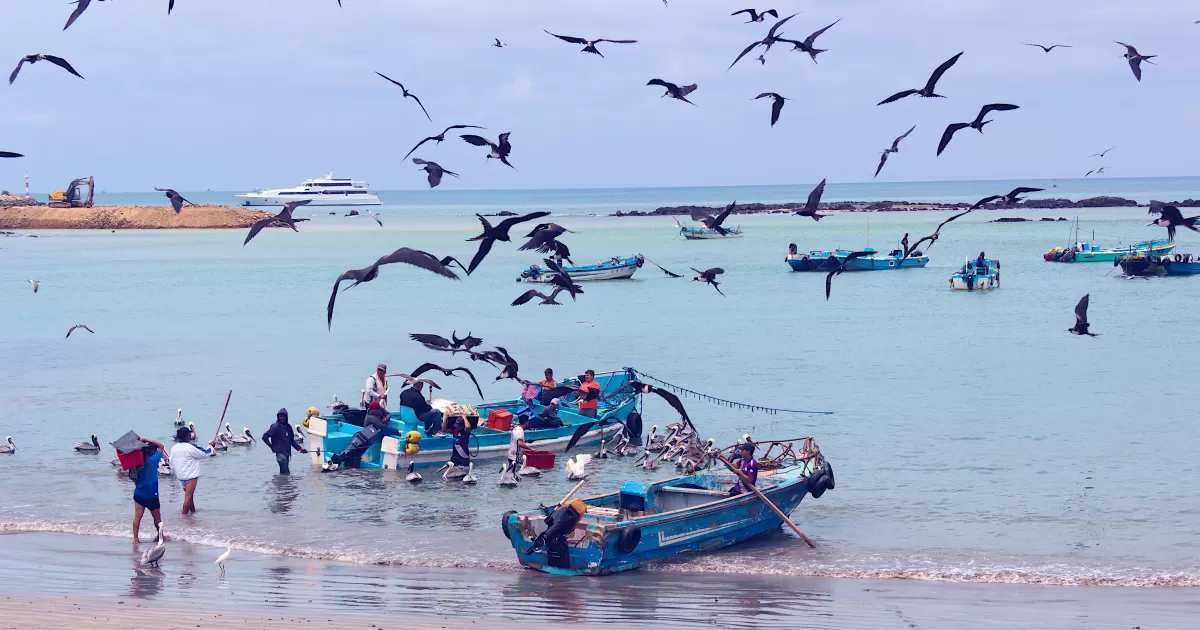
[462,462,478,484]
[228,426,255,446]
[0,436,16,454]
[440,461,468,480]
[405,461,423,483]
[516,453,541,477]
[141,523,167,567]
[75,434,100,452]
[497,462,519,486]
[174,409,185,428]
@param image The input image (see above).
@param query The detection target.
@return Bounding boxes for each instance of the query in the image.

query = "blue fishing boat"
[518,255,643,282]
[306,369,639,471]
[503,438,834,576]
[1118,252,1200,277]
[949,255,1000,290]
[786,247,928,272]
[680,225,743,240]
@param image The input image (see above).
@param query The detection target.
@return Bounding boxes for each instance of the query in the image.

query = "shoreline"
[613,195,1200,217]
[0,205,273,230]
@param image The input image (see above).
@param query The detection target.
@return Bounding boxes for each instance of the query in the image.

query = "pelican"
[293,424,307,451]
[187,422,198,439]
[462,462,478,484]
[497,462,519,486]
[215,547,231,573]
[0,436,16,454]
[158,457,173,476]
[405,461,423,482]
[440,461,468,480]
[228,427,255,446]
[516,453,541,477]
[141,523,166,567]
[594,439,609,460]
[75,434,100,452]
[645,425,663,451]
[222,423,236,442]
[174,409,185,428]
[566,454,592,480]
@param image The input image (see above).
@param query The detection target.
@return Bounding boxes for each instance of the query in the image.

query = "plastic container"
[116,448,145,470]
[523,449,556,470]
[486,409,513,432]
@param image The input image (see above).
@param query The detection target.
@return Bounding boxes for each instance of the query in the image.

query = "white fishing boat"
[518,255,644,282]
[237,173,381,207]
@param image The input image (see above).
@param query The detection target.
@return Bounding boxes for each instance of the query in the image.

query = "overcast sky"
[1,0,1196,192]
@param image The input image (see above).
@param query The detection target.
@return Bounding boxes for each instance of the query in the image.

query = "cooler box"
[486,409,513,432]
[116,448,145,470]
[111,430,146,470]
[522,449,556,470]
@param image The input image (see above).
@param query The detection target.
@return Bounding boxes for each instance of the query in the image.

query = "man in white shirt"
[365,363,389,410]
[169,427,215,515]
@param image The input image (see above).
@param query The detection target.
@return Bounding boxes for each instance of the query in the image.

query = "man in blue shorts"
[132,436,168,544]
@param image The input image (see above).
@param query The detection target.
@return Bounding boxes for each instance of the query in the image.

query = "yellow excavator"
[48,176,94,208]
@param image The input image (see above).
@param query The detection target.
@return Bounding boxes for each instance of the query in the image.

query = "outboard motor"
[327,424,381,470]
[533,503,584,569]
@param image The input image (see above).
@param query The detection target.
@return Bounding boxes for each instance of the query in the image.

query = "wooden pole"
[210,390,233,447]
[559,479,587,505]
[716,454,815,548]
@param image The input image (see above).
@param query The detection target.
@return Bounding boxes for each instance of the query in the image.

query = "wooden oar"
[210,390,233,447]
[716,453,815,548]
[559,479,587,505]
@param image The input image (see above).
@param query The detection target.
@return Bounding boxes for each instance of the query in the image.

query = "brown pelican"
[405,461,422,482]
[75,434,100,452]
[0,437,16,454]
[140,523,167,567]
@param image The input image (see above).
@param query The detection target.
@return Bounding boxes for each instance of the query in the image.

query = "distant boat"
[518,255,643,282]
[237,173,381,207]
[680,225,743,240]
[950,256,1000,290]
[786,247,928,272]
[1118,252,1200,276]
[1045,216,1173,262]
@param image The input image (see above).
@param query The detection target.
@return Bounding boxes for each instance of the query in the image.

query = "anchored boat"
[306,369,639,471]
[1117,252,1200,277]
[786,247,928,272]
[949,255,1000,290]
[680,225,743,240]
[1045,239,1174,263]
[503,438,833,576]
[518,255,643,282]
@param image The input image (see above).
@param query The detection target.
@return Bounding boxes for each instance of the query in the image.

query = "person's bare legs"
[132,502,146,544]
[181,478,198,515]
[149,508,168,541]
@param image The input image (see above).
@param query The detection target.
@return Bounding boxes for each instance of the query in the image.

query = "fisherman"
[131,436,168,544]
[169,426,215,515]
[325,401,387,471]
[787,243,798,257]
[449,417,472,468]
[364,400,389,430]
[976,251,987,268]
[729,442,759,495]
[507,414,529,471]
[537,368,557,389]
[365,363,388,410]
[537,398,565,429]
[262,408,307,475]
[399,381,444,435]
[576,369,601,419]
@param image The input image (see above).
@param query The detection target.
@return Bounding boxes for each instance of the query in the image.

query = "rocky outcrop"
[615,196,1140,217]
[0,194,42,208]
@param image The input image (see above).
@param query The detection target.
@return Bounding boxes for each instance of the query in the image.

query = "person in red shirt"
[576,369,601,419]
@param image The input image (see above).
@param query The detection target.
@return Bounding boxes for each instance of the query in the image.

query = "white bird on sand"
[566,454,592,480]
[405,461,423,482]
[28,279,38,293]
[462,462,478,484]
[215,546,231,573]
[497,462,519,486]
[0,436,16,454]
[75,434,100,452]
[368,210,383,227]
[141,523,166,567]
[516,453,541,477]
[227,425,255,445]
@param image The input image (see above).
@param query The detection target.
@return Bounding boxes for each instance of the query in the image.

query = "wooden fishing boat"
[786,247,928,271]
[949,256,1000,290]
[306,369,639,471]
[503,438,833,576]
[518,255,643,282]
[1118,252,1200,276]
[680,225,743,239]
[1046,239,1174,263]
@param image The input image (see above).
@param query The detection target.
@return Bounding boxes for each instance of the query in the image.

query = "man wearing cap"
[169,426,216,514]
[365,364,389,410]
[730,442,759,495]
[262,408,307,475]
[536,398,564,429]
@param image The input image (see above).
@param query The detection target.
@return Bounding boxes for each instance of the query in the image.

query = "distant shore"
[0,205,274,230]
[613,195,1200,218]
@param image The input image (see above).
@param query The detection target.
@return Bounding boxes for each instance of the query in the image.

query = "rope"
[628,368,833,416]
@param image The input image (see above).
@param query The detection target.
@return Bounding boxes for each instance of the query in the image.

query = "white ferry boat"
[237,173,381,207]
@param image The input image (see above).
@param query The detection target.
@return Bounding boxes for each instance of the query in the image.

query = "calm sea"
[2,176,1199,589]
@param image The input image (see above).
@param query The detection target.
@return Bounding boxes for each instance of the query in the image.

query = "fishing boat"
[680,225,743,240]
[1118,252,1200,277]
[306,369,639,471]
[503,438,833,576]
[518,255,643,282]
[949,255,1000,290]
[1044,217,1173,262]
[786,247,928,272]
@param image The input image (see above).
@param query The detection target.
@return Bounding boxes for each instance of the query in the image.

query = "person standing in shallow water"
[169,426,215,515]
[262,408,307,475]
[132,437,168,544]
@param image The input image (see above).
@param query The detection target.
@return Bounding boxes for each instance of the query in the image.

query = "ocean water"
[2,177,1199,592]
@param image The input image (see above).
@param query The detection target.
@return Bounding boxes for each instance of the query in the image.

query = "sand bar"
[0,205,274,230]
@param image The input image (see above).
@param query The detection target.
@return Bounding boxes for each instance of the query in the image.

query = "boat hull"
[1120,253,1200,276]
[950,258,1000,290]
[1045,239,1174,263]
[787,249,928,271]
[681,227,742,239]
[519,256,642,282]
[237,193,381,207]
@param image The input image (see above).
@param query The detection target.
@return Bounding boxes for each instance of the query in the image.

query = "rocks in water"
[345,210,360,216]
[992,217,1030,223]
[0,194,43,208]
[485,210,518,217]
[617,196,1139,217]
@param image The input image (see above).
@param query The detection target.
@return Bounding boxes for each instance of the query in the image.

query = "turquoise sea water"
[2,177,1199,588]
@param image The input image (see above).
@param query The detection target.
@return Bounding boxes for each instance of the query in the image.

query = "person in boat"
[536,398,565,429]
[787,243,798,258]
[365,363,388,410]
[729,442,759,496]
[976,251,986,268]
[575,369,601,419]
[169,426,215,515]
[507,413,530,471]
[262,408,307,475]
[400,381,444,435]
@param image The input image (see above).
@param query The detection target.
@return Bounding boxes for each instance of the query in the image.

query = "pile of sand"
[0,205,274,230]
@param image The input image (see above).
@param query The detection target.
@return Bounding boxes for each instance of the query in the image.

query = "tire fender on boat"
[825,463,835,490]
[501,510,517,541]
[616,526,642,554]
[1176,254,1183,263]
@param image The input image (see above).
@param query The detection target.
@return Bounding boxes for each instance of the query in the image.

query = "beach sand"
[0,205,273,230]
[0,532,1194,629]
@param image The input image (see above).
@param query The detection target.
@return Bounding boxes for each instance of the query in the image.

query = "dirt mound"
[0,205,274,230]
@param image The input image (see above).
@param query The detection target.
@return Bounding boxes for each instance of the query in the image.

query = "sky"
[1,0,1196,192]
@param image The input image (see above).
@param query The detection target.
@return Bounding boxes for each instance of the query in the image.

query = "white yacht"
[237,173,381,207]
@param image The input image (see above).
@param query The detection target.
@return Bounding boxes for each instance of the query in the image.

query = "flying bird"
[1085,167,1105,177]
[519,225,573,257]
[243,200,311,246]
[647,79,698,105]
[645,258,682,278]
[875,125,916,177]
[327,248,459,328]
[450,331,483,352]
[1148,201,1199,241]
[524,222,573,241]
[465,211,551,274]
[0,151,23,158]
[877,52,963,105]
[492,39,506,48]
[728,13,798,70]
[375,72,432,121]
[154,188,194,214]
[409,363,484,399]
[1115,42,1155,81]
[1068,294,1097,337]
[898,209,973,264]
[10,54,85,85]
[691,268,725,295]
[825,251,873,300]
[410,333,454,352]
[778,19,841,63]
[63,0,99,31]
[1088,146,1115,158]
[439,256,470,275]
[28,279,38,293]
[403,125,482,160]
[543,31,637,57]
[461,133,515,168]
[412,159,458,188]
[367,210,383,227]
[971,187,1043,209]
[757,54,767,65]
[753,93,787,126]
[1023,43,1072,52]
[66,324,94,338]
[512,287,568,306]
[541,258,584,300]
[793,179,828,221]
[731,8,778,23]
[937,104,1020,156]
[491,347,520,382]
[691,202,737,235]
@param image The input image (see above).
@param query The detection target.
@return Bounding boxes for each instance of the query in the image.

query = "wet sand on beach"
[0,205,272,230]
